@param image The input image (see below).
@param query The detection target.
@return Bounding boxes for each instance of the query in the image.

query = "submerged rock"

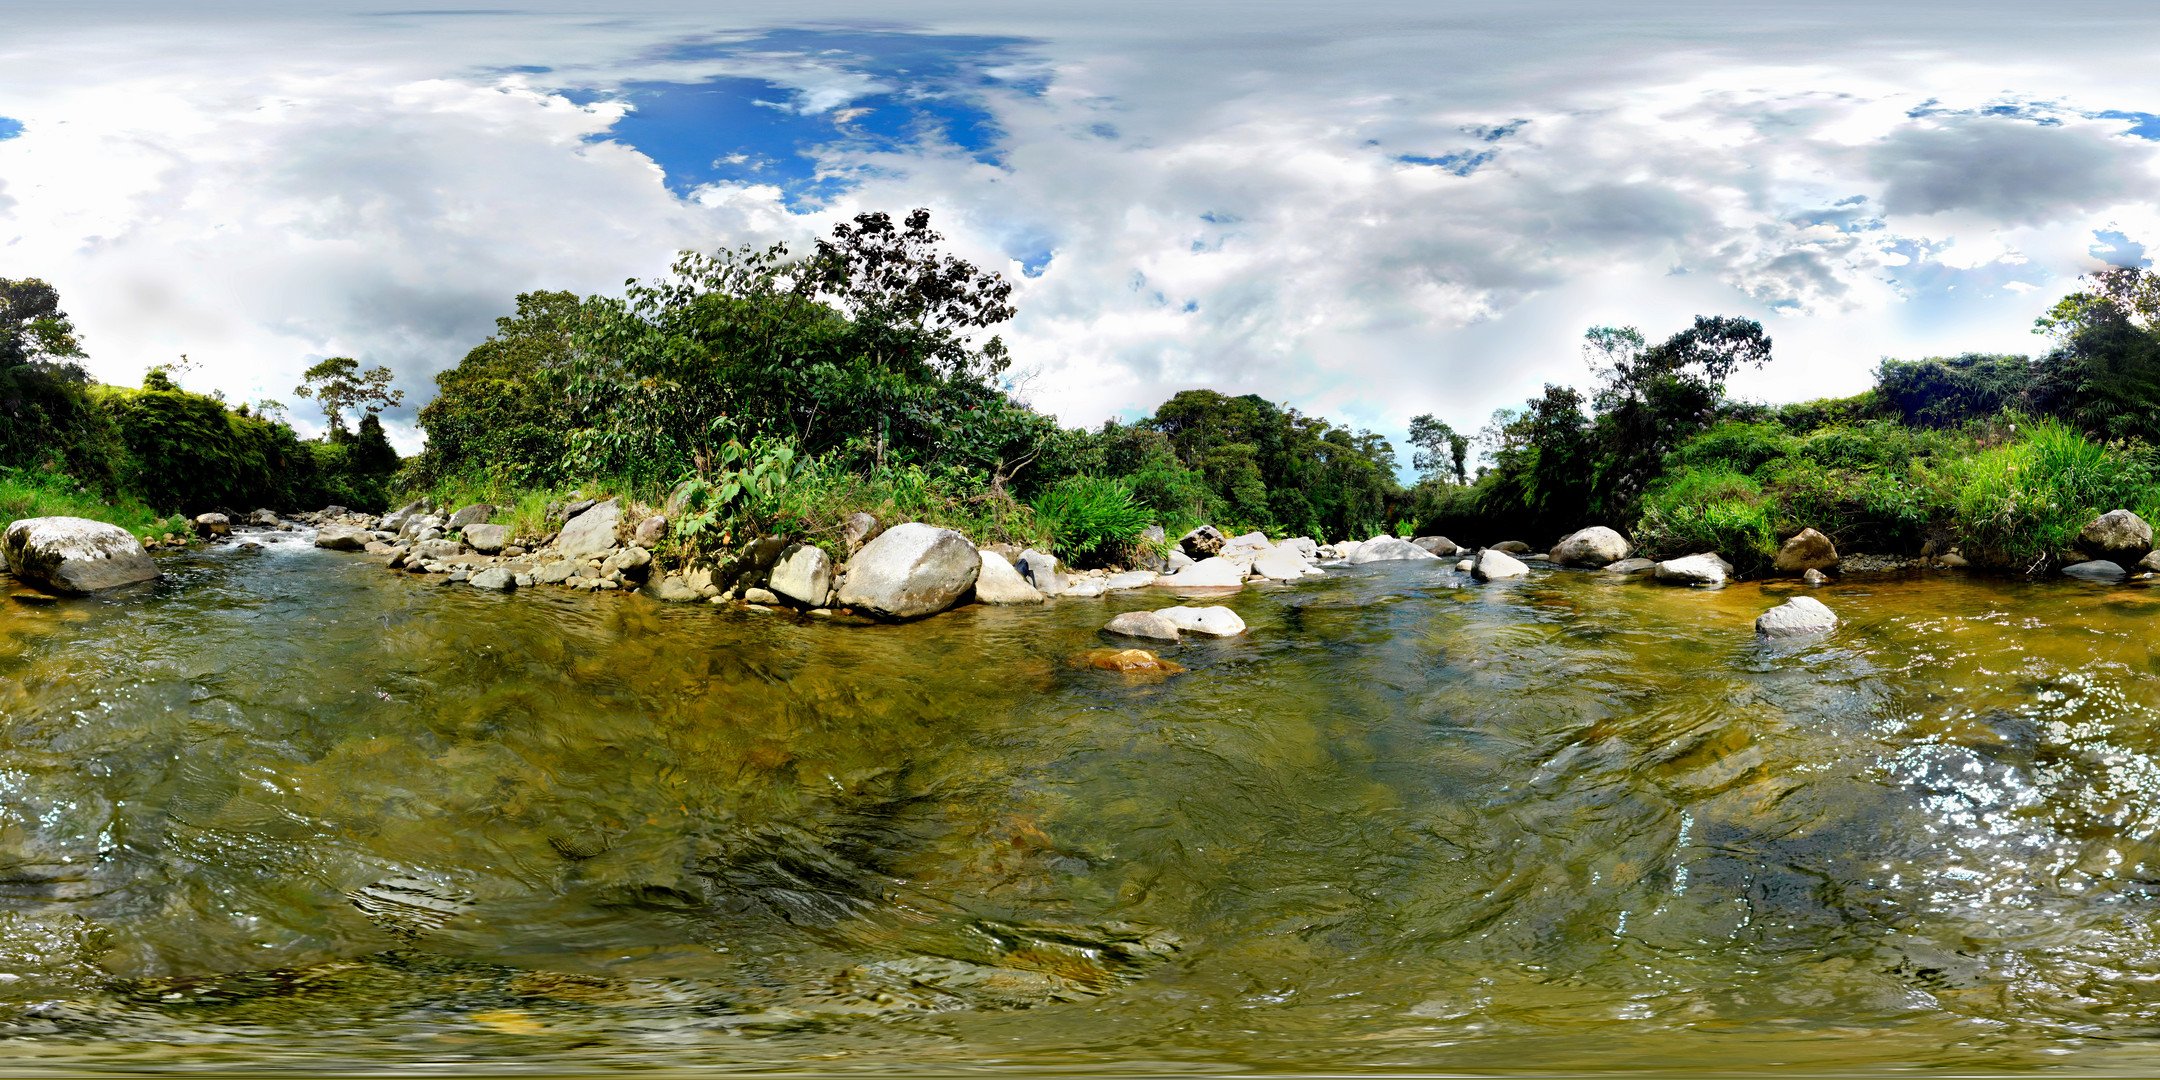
[972,550,1045,604]
[1155,605,1246,636]
[1103,610,1181,642]
[1803,567,1829,585]
[314,524,372,551]
[555,498,622,560]
[2080,509,2152,563]
[771,543,835,607]
[1075,648,1185,674]
[1349,536,1441,565]
[837,522,981,619]
[1472,549,1529,581]
[2063,559,2128,581]
[2,517,160,593]
[1654,554,1729,586]
[1756,596,1837,638]
[1604,557,1655,575]
[647,575,702,602]
[1773,528,1840,574]
[1550,526,1630,567]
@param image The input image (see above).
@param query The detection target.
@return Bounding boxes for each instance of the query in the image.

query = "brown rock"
[1773,528,1839,574]
[1074,648,1186,674]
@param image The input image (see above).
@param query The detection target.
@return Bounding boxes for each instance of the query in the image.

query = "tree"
[792,208,1016,383]
[1408,413,1469,484]
[0,277,88,376]
[295,356,403,435]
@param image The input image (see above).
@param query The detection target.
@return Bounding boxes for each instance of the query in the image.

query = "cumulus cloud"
[1871,115,2151,222]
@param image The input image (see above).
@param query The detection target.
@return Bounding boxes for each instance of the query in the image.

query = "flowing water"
[8,533,2160,1074]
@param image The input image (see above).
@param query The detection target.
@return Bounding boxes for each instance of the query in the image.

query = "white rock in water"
[836,522,981,619]
[1755,596,1837,637]
[1103,610,1181,642]
[468,567,515,591]
[1472,549,1528,580]
[1156,605,1246,636]
[1156,556,1245,589]
[1455,558,1474,572]
[770,543,834,606]
[1550,526,1630,567]
[1013,548,1065,594]
[3,516,160,593]
[972,549,1044,604]
[1349,536,1441,565]
[1654,554,1729,586]
[1103,570,1157,591]
[1251,547,1312,580]
[1062,577,1110,598]
[2062,559,2127,581]
[314,524,373,551]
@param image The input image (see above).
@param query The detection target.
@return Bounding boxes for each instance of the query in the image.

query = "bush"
[1948,419,2160,571]
[1031,475,1152,565]
[0,464,187,543]
[1633,465,1779,573]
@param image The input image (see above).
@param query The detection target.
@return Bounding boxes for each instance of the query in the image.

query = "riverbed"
[4,532,2160,1073]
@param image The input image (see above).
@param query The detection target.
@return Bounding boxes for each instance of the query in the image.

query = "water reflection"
[8,540,2160,1071]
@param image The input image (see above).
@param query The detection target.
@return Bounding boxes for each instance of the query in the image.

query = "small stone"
[1076,648,1186,674]
[1103,610,1181,642]
[743,586,780,604]
[1756,596,1838,638]
[1803,567,1828,585]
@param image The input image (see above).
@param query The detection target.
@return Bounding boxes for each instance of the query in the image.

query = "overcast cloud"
[2,1,2157,462]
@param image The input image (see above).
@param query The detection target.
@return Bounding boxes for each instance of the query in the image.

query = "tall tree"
[1408,413,1469,484]
[0,277,88,375]
[294,356,403,435]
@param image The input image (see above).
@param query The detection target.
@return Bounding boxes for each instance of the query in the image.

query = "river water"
[6,533,2160,1074]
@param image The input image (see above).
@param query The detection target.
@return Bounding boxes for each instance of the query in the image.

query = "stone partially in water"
[1251,547,1312,580]
[838,522,981,619]
[1155,605,1246,636]
[1349,537,1440,565]
[1473,549,1529,580]
[2079,508,2152,563]
[1803,567,1828,585]
[1155,556,1244,589]
[771,544,834,607]
[1013,548,1064,595]
[972,550,1044,605]
[1412,535,1459,556]
[314,524,372,551]
[2063,559,2127,581]
[468,567,515,591]
[1756,595,1837,637]
[1605,557,1655,575]
[1773,527,1839,574]
[1654,554,1728,586]
[3,517,160,594]
[1103,610,1181,642]
[1075,648,1186,674]
[193,512,231,537]
[1551,526,1630,567]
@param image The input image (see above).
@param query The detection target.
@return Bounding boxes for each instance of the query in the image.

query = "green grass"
[1634,465,1780,574]
[0,466,190,544]
[1945,419,2160,571]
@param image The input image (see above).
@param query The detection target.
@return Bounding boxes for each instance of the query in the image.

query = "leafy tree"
[1408,413,1468,484]
[0,277,87,373]
[792,208,1016,383]
[294,356,403,434]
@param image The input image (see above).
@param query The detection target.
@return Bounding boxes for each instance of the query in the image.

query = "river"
[4,531,2160,1073]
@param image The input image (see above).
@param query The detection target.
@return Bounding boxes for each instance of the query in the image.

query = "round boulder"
[971,549,1044,605]
[1756,596,1837,638]
[3,516,161,593]
[1653,554,1728,586]
[1155,605,1246,636]
[1103,610,1181,642]
[1472,549,1529,581]
[770,543,835,607]
[1550,526,1629,567]
[836,522,981,619]
[192,512,231,538]
[2080,509,2152,563]
[2063,559,2128,581]
[1349,536,1442,565]
[314,524,373,551]
[1773,528,1840,575]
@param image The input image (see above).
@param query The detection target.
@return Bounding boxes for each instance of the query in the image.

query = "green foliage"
[1876,354,2034,428]
[1143,388,1399,539]
[1031,475,1152,563]
[0,464,187,544]
[294,356,403,434]
[668,438,803,549]
[402,290,585,491]
[1947,419,2160,571]
[1634,465,1779,573]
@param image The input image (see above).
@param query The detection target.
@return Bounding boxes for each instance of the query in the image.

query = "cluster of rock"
[2061,509,2160,581]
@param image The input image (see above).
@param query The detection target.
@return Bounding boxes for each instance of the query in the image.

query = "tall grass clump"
[1950,418,2160,571]
[0,466,189,543]
[1633,464,1779,573]
[1031,475,1152,565]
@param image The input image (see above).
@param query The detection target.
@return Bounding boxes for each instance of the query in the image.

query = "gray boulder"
[3,516,161,593]
[410,538,465,562]
[1156,605,1245,636]
[1156,556,1245,589]
[463,523,509,554]
[314,524,373,551]
[249,508,279,526]
[612,546,652,575]
[1604,557,1655,575]
[1178,525,1226,558]
[1013,548,1066,595]
[743,587,781,605]
[1472,548,1529,581]
[1773,528,1839,574]
[1551,526,1630,567]
[1411,536,1459,556]
[647,575,701,602]
[533,560,577,585]
[1277,536,1319,558]
[1103,610,1181,642]
[841,512,880,555]
[446,503,494,530]
[633,515,668,547]
[1349,536,1442,565]
[1103,569,1158,591]
[2063,559,2128,581]
[1654,554,1728,586]
[193,512,231,537]
[1492,540,1532,554]
[378,499,428,533]
[973,550,1045,604]
[555,498,622,559]
[1251,547,1313,580]
[2080,509,2152,563]
[1756,596,1837,638]
[468,567,516,591]
[837,522,981,619]
[770,543,834,607]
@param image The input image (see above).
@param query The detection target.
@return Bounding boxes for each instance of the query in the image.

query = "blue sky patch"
[2096,110,2160,140]
[2091,229,2150,267]
[0,117,21,141]
[1397,149,1494,176]
[582,29,1039,206]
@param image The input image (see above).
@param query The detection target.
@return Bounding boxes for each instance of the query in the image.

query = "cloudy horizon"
[4,1,2156,466]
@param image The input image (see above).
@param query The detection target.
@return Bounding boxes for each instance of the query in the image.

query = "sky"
[2,2,2157,466]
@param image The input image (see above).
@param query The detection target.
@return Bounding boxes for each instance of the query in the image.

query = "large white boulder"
[972,550,1044,604]
[1013,548,1065,594]
[1155,556,1245,589]
[555,498,623,560]
[770,543,834,606]
[3,516,161,593]
[1251,547,1313,580]
[1103,570,1158,591]
[837,522,981,618]
[1156,605,1246,636]
[1756,596,1837,637]
[1348,537,1441,565]
[1104,610,1181,642]
[1550,526,1630,567]
[462,523,509,554]
[314,524,373,551]
[1472,548,1529,580]
[1653,554,1729,586]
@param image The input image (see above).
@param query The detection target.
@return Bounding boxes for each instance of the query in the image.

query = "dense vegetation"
[13,209,2160,577]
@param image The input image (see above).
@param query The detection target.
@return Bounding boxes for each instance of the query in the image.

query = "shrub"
[1633,465,1779,572]
[1948,419,2160,571]
[1031,475,1152,565]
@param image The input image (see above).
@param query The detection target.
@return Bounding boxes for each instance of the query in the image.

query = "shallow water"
[9,535,2160,1073]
